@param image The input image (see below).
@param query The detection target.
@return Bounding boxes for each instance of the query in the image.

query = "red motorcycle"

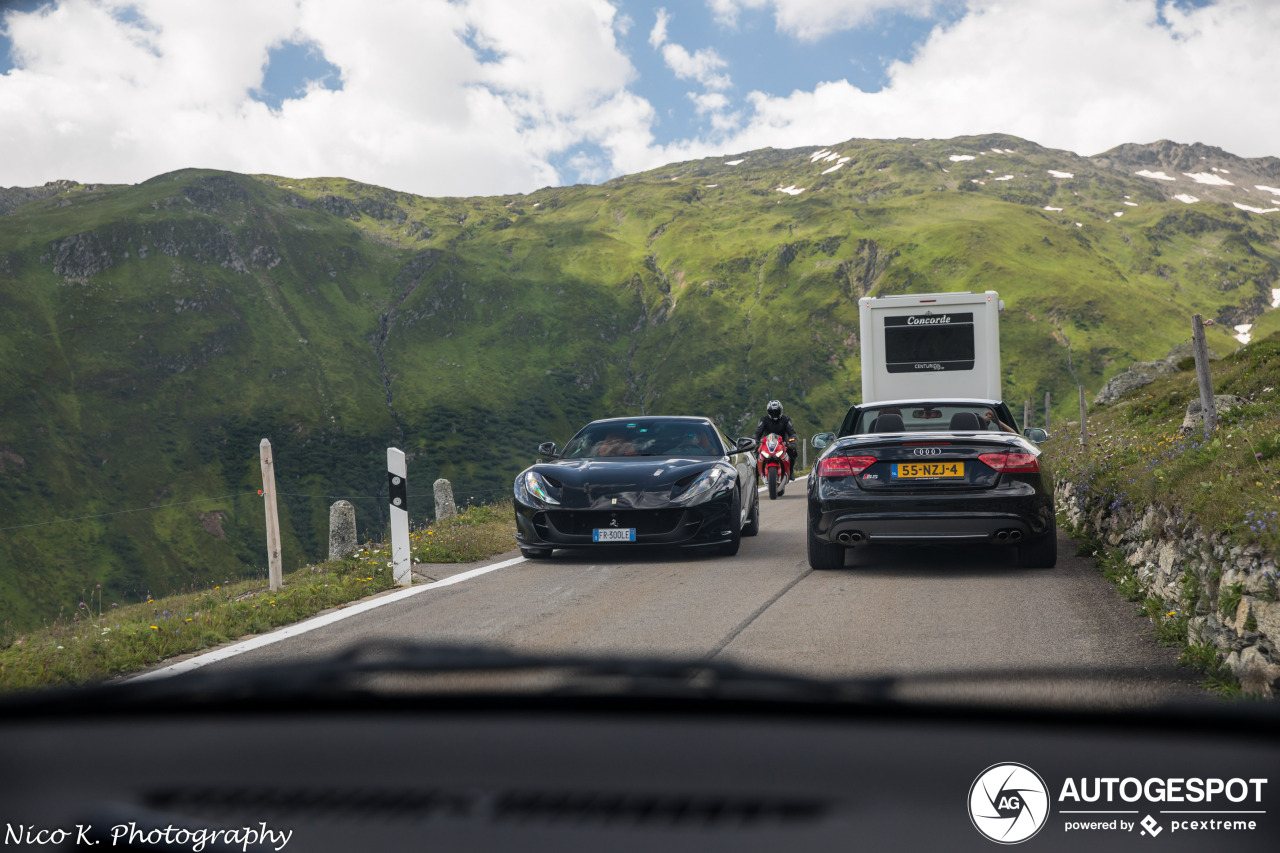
[757,433,792,500]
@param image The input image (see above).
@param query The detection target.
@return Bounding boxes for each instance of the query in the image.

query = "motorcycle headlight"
[673,467,729,505]
[516,470,560,505]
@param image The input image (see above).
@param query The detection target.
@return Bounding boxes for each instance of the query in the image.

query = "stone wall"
[1056,481,1280,698]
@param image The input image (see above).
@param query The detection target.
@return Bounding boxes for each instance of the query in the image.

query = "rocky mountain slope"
[1,133,1277,631]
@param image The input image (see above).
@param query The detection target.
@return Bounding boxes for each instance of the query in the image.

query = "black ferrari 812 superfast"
[514,416,760,558]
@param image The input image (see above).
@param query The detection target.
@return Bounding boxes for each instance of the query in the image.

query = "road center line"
[131,554,527,681]
[703,566,813,663]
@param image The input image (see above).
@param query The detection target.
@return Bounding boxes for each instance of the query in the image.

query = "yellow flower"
[150,626,158,630]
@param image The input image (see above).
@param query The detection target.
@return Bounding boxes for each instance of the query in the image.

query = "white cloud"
[638,0,1280,169]
[648,9,732,91]
[689,92,730,114]
[649,7,670,48]
[661,42,732,90]
[708,0,945,40]
[2,0,1277,198]
[0,0,641,196]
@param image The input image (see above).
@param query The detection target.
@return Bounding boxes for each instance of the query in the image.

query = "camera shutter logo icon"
[969,763,1050,844]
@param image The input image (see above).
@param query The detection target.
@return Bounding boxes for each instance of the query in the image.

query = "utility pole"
[1191,314,1218,434]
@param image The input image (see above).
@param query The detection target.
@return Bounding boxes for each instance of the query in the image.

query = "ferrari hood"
[532,457,726,510]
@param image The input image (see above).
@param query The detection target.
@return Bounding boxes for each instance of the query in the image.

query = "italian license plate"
[893,461,965,479]
[593,528,637,542]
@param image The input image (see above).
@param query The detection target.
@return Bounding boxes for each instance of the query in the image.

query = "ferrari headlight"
[516,470,560,505]
[674,467,727,505]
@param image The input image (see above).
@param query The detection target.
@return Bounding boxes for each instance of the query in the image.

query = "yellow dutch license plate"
[893,462,965,479]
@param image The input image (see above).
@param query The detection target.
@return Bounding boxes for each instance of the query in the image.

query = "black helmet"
[767,400,782,418]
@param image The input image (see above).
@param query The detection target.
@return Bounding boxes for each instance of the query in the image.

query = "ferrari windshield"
[561,419,726,458]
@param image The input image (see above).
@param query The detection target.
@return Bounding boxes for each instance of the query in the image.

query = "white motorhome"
[859,291,1004,403]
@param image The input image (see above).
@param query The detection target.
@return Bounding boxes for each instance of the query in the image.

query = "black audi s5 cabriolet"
[807,399,1056,570]
[514,416,760,558]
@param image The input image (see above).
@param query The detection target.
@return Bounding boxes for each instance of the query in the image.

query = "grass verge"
[0,502,516,691]
[1046,332,1280,555]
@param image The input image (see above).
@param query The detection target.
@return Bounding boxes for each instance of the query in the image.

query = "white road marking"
[130,555,527,681]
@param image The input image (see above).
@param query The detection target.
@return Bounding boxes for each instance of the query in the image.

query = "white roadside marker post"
[388,448,412,585]
[259,439,283,592]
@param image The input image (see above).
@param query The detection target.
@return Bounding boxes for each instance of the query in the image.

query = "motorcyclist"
[753,400,798,480]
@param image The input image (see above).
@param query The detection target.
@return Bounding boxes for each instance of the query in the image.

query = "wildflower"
[150,626,158,630]
[78,601,86,609]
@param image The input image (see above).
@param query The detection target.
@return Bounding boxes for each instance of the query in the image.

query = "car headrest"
[948,412,982,431]
[874,413,904,432]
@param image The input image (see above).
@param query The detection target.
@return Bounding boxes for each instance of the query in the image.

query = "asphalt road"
[175,481,1209,708]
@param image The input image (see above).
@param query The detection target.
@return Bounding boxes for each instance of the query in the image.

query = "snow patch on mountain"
[1234,202,1279,214]
[1184,172,1234,186]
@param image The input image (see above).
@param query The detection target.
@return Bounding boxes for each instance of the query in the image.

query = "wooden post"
[1044,391,1051,430]
[259,439,282,592]
[1078,385,1087,447]
[1024,399,1032,432]
[388,448,411,585]
[1191,314,1218,435]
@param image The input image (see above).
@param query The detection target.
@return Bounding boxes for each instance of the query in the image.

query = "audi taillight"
[978,452,1040,473]
[818,455,877,477]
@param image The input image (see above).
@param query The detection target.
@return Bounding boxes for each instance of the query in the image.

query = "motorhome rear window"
[883,312,975,373]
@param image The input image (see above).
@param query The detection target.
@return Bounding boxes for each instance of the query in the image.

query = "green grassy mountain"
[2,133,1277,631]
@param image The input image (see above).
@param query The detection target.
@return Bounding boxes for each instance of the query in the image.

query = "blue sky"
[0,0,1267,197]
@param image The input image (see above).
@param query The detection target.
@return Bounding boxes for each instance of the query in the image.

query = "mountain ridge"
[1,133,1277,632]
